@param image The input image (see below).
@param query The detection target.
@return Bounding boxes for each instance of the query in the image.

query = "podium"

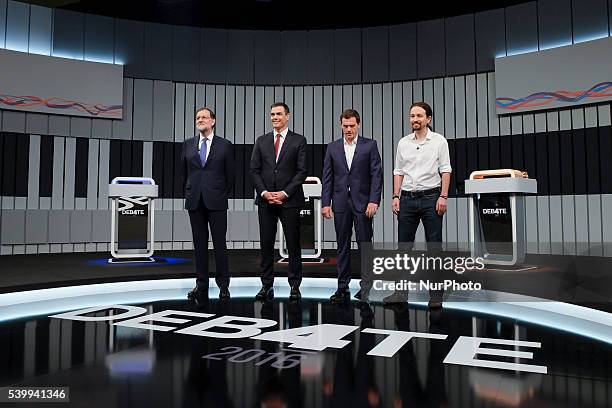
[108,177,158,262]
[465,169,537,265]
[279,177,323,261]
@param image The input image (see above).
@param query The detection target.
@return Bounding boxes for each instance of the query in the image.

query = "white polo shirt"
[393,129,452,191]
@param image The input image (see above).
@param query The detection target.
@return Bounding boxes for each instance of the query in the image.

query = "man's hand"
[263,191,282,204]
[392,197,400,215]
[262,191,274,203]
[263,191,286,204]
[436,197,447,215]
[321,206,333,219]
[270,191,286,204]
[365,203,378,218]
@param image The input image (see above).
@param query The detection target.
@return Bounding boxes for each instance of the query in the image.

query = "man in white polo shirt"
[391,102,452,308]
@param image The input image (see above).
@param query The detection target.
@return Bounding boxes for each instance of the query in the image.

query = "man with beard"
[182,107,234,302]
[391,102,452,308]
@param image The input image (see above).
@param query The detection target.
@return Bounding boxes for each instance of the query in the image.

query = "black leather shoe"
[383,290,409,304]
[187,287,208,300]
[428,298,443,309]
[194,292,209,305]
[354,289,370,302]
[289,286,301,301]
[219,288,231,299]
[330,289,350,303]
[187,287,198,300]
[255,286,274,301]
[359,303,374,319]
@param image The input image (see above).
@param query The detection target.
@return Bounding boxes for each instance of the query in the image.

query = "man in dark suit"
[250,102,308,301]
[321,109,382,303]
[182,107,234,301]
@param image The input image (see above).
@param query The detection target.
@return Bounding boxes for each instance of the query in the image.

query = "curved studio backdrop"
[0,0,611,256]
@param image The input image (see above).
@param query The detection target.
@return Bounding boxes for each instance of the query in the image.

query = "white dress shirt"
[393,129,452,191]
[273,127,289,162]
[343,136,358,169]
[198,133,213,162]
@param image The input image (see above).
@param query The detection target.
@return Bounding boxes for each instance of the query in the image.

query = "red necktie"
[274,133,282,160]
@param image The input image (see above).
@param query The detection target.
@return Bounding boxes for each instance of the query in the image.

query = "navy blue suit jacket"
[181,135,234,211]
[321,137,383,213]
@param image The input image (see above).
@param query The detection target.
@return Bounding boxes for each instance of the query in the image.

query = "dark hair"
[195,107,216,120]
[339,108,361,124]
[409,101,433,118]
[271,102,290,114]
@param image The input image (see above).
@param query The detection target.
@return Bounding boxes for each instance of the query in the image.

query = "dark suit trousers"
[258,204,302,288]
[188,196,230,290]
[334,197,373,290]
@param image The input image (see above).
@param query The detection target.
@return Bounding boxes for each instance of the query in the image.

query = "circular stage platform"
[1,277,611,407]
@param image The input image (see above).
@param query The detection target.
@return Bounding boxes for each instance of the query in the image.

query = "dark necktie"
[274,133,281,161]
[200,137,207,166]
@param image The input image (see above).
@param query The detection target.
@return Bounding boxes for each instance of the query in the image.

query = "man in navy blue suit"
[321,109,382,303]
[182,107,234,301]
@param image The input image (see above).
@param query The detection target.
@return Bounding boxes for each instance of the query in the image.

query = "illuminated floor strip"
[0,278,611,345]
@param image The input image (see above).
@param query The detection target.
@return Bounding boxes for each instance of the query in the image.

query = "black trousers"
[188,197,230,290]
[257,204,302,288]
[397,193,443,244]
[398,192,444,300]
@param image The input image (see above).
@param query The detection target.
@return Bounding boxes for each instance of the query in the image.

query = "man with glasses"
[182,107,234,302]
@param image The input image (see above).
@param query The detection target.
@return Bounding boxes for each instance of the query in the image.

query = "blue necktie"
[199,138,207,166]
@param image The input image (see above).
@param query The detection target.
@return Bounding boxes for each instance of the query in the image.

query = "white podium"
[108,177,158,262]
[465,169,537,265]
[279,176,323,260]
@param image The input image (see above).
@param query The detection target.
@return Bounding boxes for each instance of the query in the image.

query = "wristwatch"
[392,195,400,200]
[439,195,448,199]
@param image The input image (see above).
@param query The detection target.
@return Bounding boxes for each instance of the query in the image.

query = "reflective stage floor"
[1,282,611,408]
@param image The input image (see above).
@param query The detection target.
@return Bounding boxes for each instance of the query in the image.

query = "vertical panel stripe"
[51,137,65,209]
[98,140,110,210]
[63,137,76,210]
[86,139,99,210]
[27,135,40,209]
